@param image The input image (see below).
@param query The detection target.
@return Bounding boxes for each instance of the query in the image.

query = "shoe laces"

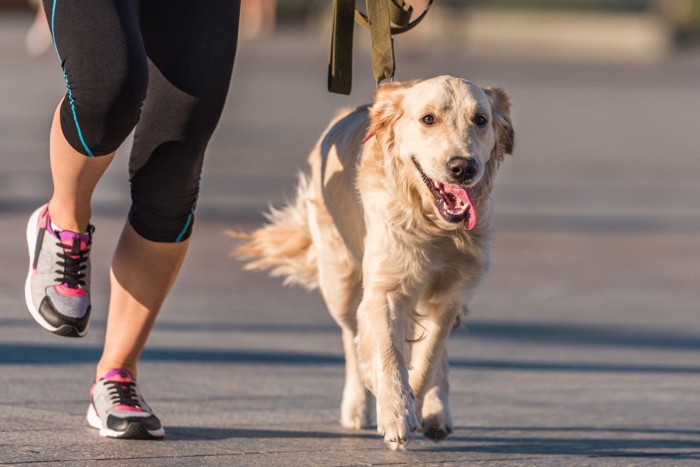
[54,226,93,289]
[105,379,142,410]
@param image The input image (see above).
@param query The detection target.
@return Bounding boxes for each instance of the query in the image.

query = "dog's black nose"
[447,157,479,183]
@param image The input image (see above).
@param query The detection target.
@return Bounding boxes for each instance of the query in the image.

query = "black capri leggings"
[44,0,241,242]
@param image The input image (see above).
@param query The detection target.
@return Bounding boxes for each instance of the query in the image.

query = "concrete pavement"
[1,10,700,466]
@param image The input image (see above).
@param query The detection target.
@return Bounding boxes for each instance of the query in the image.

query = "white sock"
[50,220,63,233]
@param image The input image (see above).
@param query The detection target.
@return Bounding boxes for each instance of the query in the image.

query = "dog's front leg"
[409,304,458,440]
[356,283,420,449]
[417,348,453,441]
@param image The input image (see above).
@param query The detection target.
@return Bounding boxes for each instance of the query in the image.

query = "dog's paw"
[340,382,373,429]
[377,402,420,450]
[421,413,453,442]
[379,414,420,450]
[419,385,453,442]
[340,400,372,429]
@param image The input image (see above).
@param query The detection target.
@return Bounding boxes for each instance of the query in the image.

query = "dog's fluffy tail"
[229,173,319,290]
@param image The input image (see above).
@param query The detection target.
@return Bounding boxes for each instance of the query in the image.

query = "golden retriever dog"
[233,75,514,449]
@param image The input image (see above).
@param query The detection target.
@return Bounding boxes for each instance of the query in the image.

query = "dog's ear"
[483,86,515,155]
[368,81,413,136]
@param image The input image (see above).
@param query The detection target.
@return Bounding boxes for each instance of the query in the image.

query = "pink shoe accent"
[101,369,135,383]
[113,404,144,413]
[45,206,92,249]
[53,284,86,297]
[38,204,50,231]
[57,230,91,251]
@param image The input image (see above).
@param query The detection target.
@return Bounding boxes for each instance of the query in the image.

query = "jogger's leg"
[42,0,146,232]
[96,0,241,377]
[28,0,147,338]
[97,224,189,378]
[47,102,114,233]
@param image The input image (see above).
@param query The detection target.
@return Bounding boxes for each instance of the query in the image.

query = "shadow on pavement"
[452,321,700,352]
[5,317,700,352]
[166,426,377,441]
[165,425,700,459]
[422,426,700,460]
[2,343,699,374]
[463,425,700,437]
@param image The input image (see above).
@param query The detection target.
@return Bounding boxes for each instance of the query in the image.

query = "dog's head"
[368,76,514,230]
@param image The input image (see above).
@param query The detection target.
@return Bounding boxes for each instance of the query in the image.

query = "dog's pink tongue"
[443,184,477,230]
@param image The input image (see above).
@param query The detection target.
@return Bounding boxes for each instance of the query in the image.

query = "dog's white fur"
[233,76,514,449]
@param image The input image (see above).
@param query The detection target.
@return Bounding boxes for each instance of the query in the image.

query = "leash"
[328,0,434,95]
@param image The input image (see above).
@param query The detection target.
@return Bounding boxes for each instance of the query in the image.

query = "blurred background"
[4,0,697,331]
[1,0,699,462]
[12,0,700,58]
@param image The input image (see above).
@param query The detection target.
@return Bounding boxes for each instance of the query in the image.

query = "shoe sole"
[86,405,165,440]
[24,206,89,338]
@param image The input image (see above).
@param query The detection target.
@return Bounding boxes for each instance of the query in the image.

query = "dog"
[232,75,514,449]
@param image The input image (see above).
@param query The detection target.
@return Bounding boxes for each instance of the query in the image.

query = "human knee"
[129,188,199,244]
[60,60,148,157]
[129,143,202,243]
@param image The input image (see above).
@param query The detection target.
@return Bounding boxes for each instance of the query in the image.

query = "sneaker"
[87,369,165,439]
[24,204,93,337]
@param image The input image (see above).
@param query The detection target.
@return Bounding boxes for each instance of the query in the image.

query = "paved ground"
[1,9,700,466]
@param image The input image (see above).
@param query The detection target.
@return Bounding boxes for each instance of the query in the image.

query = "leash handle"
[328,0,434,95]
[328,0,355,95]
[355,0,434,35]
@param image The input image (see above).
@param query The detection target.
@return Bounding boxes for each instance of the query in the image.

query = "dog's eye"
[421,114,436,126]
[474,114,488,127]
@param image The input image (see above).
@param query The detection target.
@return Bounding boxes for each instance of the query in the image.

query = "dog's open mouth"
[412,157,477,230]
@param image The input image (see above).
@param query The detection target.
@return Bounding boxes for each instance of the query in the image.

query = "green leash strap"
[328,0,435,95]
[328,0,355,95]
[367,0,395,85]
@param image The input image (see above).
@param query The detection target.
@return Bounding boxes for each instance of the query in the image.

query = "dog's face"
[369,76,514,230]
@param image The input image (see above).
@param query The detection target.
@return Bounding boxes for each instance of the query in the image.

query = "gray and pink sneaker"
[24,204,93,337]
[87,369,165,439]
